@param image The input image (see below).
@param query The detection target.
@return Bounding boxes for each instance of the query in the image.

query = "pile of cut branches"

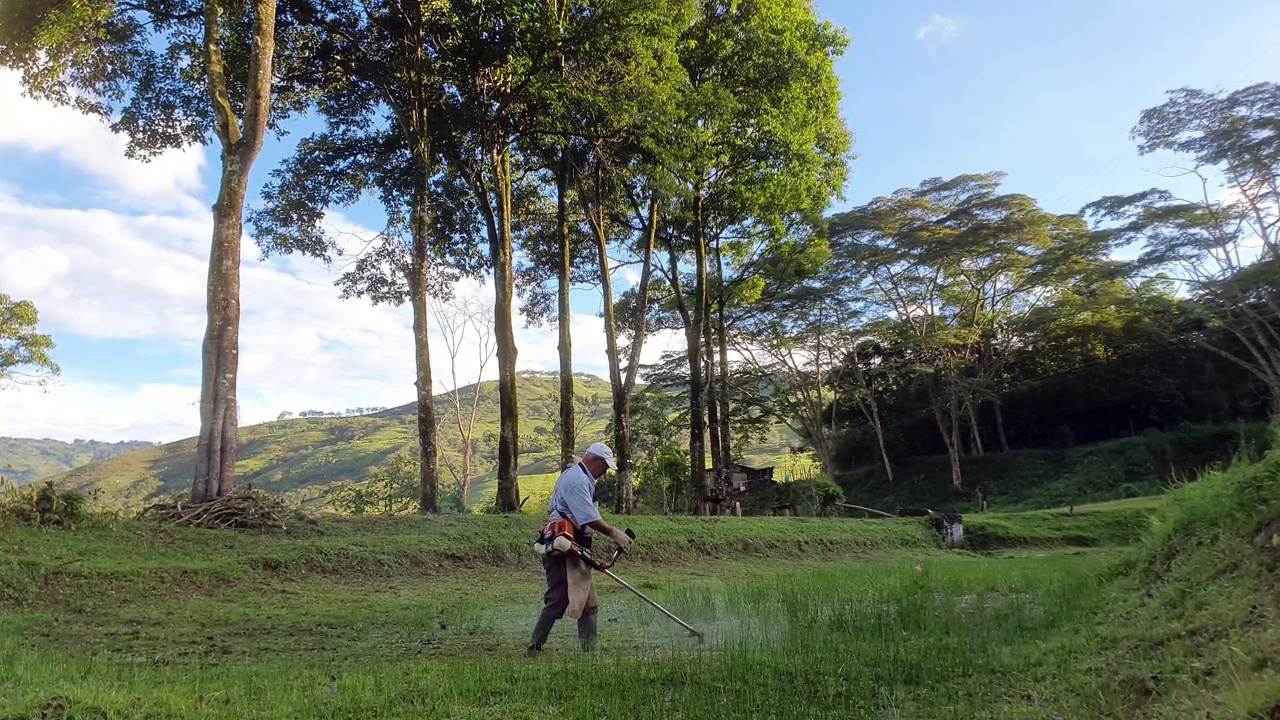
[138,485,293,530]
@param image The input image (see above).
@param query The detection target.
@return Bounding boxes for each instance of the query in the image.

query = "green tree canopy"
[0,294,60,391]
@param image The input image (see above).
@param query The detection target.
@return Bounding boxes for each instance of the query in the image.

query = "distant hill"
[0,437,159,486]
[49,373,800,510]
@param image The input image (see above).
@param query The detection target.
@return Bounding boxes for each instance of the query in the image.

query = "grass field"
[2,471,1277,719]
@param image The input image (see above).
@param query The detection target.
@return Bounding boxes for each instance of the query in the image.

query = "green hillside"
[52,373,798,511]
[0,437,158,486]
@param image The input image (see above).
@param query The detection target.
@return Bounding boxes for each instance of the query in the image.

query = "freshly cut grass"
[0,514,936,607]
[0,553,1111,719]
[3,482,1272,719]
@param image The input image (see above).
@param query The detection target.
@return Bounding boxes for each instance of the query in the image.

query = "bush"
[632,445,692,515]
[0,480,93,528]
[742,476,846,516]
[326,452,418,516]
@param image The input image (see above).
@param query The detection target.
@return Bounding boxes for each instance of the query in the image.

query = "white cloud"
[0,190,684,442]
[0,69,207,212]
[915,14,961,52]
[0,80,689,443]
[1,379,199,443]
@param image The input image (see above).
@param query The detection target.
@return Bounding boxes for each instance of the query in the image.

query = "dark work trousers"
[528,554,598,653]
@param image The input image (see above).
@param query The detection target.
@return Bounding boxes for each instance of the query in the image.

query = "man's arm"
[585,518,632,551]
[566,479,631,550]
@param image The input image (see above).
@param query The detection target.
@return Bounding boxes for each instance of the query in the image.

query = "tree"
[0,294,59,391]
[829,172,1101,487]
[626,388,690,514]
[732,276,898,482]
[2,0,297,502]
[1086,187,1280,413]
[251,0,486,514]
[551,0,685,514]
[657,0,852,512]
[1084,82,1280,414]
[431,291,497,507]
[276,411,294,421]
[595,195,662,513]
[1130,83,1279,257]
[436,0,573,512]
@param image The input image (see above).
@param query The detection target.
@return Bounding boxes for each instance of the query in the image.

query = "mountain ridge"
[44,374,797,511]
[1,437,160,486]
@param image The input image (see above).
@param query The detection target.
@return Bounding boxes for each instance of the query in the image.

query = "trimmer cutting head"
[566,528,706,642]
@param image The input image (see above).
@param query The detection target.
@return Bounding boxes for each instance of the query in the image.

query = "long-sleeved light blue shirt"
[547,461,602,529]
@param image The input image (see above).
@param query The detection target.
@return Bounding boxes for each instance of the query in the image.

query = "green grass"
[2,471,1277,718]
[964,495,1168,549]
[1094,449,1280,718]
[0,553,1114,719]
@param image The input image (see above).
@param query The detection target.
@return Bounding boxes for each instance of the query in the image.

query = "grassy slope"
[965,495,1169,549]
[838,422,1270,512]
[0,438,158,486]
[47,375,800,511]
[1094,453,1280,717]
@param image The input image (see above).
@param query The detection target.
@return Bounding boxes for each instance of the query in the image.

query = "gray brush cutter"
[559,528,704,643]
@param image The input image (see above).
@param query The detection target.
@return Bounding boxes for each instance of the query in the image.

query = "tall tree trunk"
[852,363,894,483]
[462,438,473,505]
[870,400,894,483]
[705,320,723,477]
[556,145,574,470]
[967,399,985,456]
[409,159,438,514]
[587,194,627,514]
[927,380,963,489]
[410,256,438,513]
[993,397,1010,452]
[667,233,705,515]
[714,239,733,467]
[193,165,247,503]
[690,191,711,515]
[492,147,521,511]
[615,197,659,515]
[553,3,574,471]
[191,0,275,503]
[949,392,964,488]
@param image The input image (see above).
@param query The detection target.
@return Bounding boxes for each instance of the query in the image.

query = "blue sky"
[2,0,1278,443]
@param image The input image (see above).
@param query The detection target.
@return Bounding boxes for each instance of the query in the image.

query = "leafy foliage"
[0,293,59,391]
[326,452,421,516]
[0,479,92,528]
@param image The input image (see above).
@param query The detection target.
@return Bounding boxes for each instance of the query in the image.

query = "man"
[526,442,632,656]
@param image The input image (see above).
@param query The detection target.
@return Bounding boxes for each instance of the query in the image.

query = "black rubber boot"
[577,608,598,652]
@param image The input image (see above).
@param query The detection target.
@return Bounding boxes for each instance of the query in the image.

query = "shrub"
[742,476,846,516]
[0,479,93,528]
[632,445,692,515]
[326,452,418,516]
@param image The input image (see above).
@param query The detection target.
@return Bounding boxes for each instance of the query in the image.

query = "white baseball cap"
[585,442,618,471]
